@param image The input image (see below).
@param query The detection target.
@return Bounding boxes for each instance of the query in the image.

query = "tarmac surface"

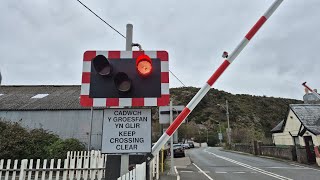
[161,147,320,180]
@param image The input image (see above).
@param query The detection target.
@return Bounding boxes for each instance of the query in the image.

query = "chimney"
[305,87,309,94]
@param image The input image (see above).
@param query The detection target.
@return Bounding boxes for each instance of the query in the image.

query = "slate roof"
[271,120,285,133]
[290,104,320,135]
[0,85,89,110]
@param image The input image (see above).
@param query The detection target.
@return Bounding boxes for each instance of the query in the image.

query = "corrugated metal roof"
[290,104,320,135]
[0,85,91,110]
[271,120,285,133]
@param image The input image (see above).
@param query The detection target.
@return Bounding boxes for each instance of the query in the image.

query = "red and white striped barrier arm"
[152,0,284,156]
[302,82,320,100]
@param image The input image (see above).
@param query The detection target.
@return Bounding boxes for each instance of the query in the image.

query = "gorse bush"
[0,120,85,159]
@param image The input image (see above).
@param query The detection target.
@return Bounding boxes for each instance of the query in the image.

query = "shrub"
[0,120,85,160]
[46,138,85,160]
[0,121,30,159]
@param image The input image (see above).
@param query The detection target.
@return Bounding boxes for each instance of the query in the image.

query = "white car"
[182,143,190,149]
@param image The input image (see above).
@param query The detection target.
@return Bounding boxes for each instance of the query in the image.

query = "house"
[271,104,320,165]
[0,85,104,149]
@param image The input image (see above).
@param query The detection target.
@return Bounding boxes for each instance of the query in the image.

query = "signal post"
[80,24,170,180]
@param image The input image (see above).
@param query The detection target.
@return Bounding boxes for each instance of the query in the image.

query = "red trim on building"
[315,146,320,158]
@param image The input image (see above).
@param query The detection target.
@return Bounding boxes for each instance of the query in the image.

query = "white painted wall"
[273,109,320,146]
[0,110,104,149]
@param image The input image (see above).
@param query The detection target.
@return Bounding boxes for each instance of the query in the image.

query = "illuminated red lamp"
[136,54,153,77]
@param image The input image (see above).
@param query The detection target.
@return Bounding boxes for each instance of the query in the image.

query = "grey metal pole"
[226,100,231,145]
[126,24,133,50]
[169,101,174,175]
[206,129,208,143]
[119,23,133,176]
[88,107,93,151]
[219,123,222,144]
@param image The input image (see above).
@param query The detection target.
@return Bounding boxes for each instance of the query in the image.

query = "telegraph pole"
[206,129,208,143]
[226,100,231,145]
[219,122,222,144]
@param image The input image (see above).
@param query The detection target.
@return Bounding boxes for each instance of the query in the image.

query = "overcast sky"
[1,0,319,100]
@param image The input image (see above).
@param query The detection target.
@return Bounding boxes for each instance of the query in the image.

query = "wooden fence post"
[12,159,18,179]
[0,159,3,179]
[19,159,28,180]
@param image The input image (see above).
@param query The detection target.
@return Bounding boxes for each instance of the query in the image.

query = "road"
[175,147,320,180]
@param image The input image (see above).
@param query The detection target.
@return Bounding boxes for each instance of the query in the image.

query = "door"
[292,136,299,161]
[304,136,316,163]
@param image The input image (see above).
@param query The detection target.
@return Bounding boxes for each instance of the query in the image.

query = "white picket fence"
[0,150,160,180]
[117,151,160,180]
[150,151,160,180]
[117,162,146,180]
[0,150,106,180]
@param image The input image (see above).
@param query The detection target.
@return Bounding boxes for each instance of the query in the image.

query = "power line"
[169,70,186,87]
[75,0,187,87]
[76,0,126,39]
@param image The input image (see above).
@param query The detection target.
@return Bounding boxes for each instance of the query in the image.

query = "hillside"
[167,87,302,142]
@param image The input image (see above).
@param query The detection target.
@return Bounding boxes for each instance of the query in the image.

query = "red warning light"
[136,54,153,77]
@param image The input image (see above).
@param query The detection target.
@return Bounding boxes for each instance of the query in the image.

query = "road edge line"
[192,163,214,180]
[204,149,292,180]
[290,164,320,172]
[174,166,180,180]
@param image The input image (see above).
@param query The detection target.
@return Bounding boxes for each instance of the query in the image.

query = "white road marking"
[174,166,180,180]
[180,170,193,173]
[290,164,320,172]
[175,165,187,168]
[215,171,227,174]
[233,172,245,173]
[204,148,293,180]
[290,164,304,167]
[265,167,308,169]
[193,163,214,180]
[199,171,210,173]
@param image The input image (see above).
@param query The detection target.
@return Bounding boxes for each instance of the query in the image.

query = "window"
[31,94,49,99]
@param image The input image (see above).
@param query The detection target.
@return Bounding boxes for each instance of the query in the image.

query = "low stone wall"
[232,143,253,154]
[232,143,295,161]
[260,146,294,160]
[296,147,308,164]
[232,143,320,166]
